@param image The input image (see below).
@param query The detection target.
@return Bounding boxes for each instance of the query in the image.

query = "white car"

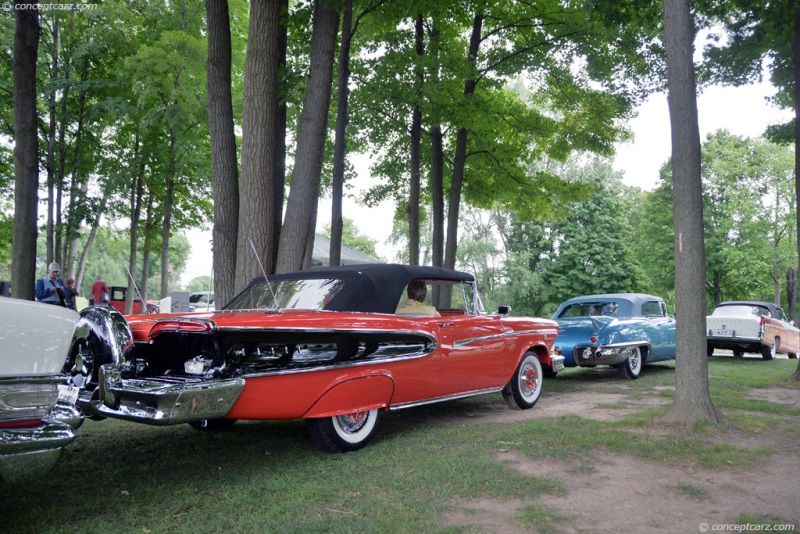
[0,298,83,483]
[706,301,800,360]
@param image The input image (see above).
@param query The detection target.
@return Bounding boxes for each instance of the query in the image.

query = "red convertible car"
[67,264,562,452]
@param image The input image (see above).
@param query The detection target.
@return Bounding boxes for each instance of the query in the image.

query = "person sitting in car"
[395,279,440,317]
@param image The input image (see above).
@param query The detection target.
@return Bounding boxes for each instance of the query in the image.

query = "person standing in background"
[35,263,67,306]
[64,278,78,310]
[91,274,110,305]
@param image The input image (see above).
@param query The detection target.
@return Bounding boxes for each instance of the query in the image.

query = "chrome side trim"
[452,328,559,348]
[388,387,503,411]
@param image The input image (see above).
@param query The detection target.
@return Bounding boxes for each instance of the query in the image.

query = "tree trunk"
[276,0,339,273]
[75,192,107,294]
[408,14,424,266]
[206,0,240,307]
[46,16,59,266]
[125,163,144,315]
[271,0,288,274]
[141,195,155,306]
[793,6,800,381]
[160,132,176,298]
[658,0,721,423]
[64,56,89,279]
[787,268,796,323]
[329,0,354,268]
[429,24,444,306]
[441,13,483,308]
[11,3,40,301]
[430,125,444,307]
[235,0,281,288]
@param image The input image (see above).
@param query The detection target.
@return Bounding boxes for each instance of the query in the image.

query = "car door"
[436,283,511,395]
[641,300,676,361]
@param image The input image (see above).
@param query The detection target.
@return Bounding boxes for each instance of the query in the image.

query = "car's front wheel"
[307,409,379,453]
[615,346,642,379]
[502,351,543,410]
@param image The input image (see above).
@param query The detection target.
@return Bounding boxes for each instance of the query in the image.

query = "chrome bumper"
[0,419,76,483]
[550,354,565,373]
[573,342,646,367]
[94,365,245,426]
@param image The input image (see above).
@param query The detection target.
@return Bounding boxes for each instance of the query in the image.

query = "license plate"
[57,384,79,405]
[715,328,730,336]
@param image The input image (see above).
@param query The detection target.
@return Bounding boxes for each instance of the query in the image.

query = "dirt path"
[439,382,800,533]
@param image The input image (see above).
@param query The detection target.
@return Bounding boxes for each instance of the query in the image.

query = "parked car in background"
[551,293,676,379]
[189,291,214,312]
[68,264,563,453]
[706,301,799,360]
[108,286,159,314]
[0,298,82,483]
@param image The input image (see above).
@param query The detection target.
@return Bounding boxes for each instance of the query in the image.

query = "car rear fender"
[303,375,395,419]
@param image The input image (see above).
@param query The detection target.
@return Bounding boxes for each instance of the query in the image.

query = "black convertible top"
[244,263,474,314]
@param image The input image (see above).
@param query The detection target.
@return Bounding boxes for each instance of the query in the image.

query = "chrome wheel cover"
[628,347,641,374]
[334,411,369,434]
[518,357,540,400]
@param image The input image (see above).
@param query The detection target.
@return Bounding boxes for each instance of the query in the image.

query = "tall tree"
[206,0,240,307]
[658,0,721,425]
[276,0,340,273]
[235,0,281,289]
[11,2,40,301]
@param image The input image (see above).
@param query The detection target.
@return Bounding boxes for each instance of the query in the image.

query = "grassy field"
[1,358,797,533]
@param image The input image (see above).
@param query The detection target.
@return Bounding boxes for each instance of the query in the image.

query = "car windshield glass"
[225,278,344,310]
[712,305,770,318]
[557,301,619,318]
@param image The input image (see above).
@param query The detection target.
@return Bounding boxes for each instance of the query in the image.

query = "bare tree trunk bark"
[141,195,154,306]
[276,0,339,273]
[206,0,240,307]
[125,156,144,315]
[658,0,721,423]
[329,0,354,268]
[64,57,89,279]
[11,3,40,301]
[788,268,796,323]
[430,125,444,307]
[235,0,281,288]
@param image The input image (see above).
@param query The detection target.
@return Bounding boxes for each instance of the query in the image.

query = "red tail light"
[0,419,43,429]
[148,319,214,339]
[590,336,598,343]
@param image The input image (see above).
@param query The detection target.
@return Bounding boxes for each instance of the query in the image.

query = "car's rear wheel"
[188,418,237,431]
[789,353,798,359]
[761,340,777,361]
[733,350,744,358]
[307,409,379,453]
[502,351,542,410]
[707,345,714,357]
[615,346,642,379]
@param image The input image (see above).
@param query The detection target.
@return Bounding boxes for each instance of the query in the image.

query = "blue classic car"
[550,294,676,379]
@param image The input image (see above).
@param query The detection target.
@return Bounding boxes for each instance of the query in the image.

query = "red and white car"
[706,301,800,360]
[67,264,563,453]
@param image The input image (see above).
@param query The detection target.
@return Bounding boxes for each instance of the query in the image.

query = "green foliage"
[635,131,796,308]
[321,217,381,259]
[185,276,213,294]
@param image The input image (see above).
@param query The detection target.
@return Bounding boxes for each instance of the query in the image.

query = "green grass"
[673,483,711,500]
[1,357,797,532]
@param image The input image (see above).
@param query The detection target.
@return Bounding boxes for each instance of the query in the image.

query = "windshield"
[557,301,620,318]
[225,278,344,311]
[712,305,770,318]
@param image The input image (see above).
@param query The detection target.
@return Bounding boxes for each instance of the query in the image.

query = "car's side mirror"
[497,305,511,317]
